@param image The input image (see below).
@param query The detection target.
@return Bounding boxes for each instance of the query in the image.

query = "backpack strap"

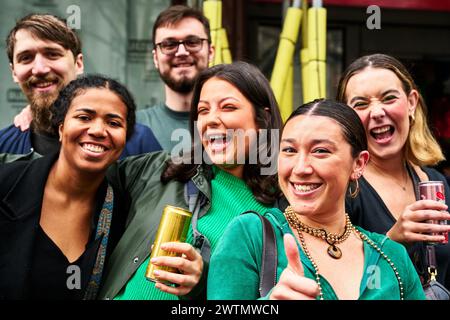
[242,210,277,297]
[185,180,211,264]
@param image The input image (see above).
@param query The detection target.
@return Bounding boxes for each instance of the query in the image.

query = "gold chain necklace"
[284,206,352,259]
[284,207,405,300]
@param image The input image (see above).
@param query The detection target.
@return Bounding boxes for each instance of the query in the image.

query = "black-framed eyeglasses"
[155,36,209,55]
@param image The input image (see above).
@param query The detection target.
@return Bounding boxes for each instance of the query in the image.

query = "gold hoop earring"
[349,179,360,199]
[409,113,415,125]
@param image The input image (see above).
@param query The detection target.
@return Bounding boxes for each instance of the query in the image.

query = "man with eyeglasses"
[136,5,214,152]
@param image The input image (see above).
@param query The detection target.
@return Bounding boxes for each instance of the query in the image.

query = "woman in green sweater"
[98,61,283,299]
[207,99,425,300]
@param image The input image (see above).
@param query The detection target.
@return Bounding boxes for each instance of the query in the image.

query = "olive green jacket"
[0,151,212,300]
[98,152,212,300]
[0,151,41,162]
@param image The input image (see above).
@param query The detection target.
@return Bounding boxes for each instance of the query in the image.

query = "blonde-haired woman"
[337,53,450,291]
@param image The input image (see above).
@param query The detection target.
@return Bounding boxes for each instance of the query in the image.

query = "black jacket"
[0,154,126,299]
[346,166,450,290]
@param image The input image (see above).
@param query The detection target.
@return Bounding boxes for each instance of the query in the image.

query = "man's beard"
[159,71,196,94]
[22,74,63,136]
[30,91,59,136]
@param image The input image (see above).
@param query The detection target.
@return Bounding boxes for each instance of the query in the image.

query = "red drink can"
[418,181,447,244]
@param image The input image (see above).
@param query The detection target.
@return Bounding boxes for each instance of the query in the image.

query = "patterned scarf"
[83,184,114,300]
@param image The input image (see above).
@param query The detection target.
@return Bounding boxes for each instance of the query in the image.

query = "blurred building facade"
[0,0,170,128]
[1,0,449,163]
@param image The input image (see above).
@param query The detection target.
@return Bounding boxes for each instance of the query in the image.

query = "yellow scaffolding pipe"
[203,0,232,66]
[270,6,302,121]
[302,2,327,102]
[220,28,232,64]
[280,63,294,121]
[300,48,310,103]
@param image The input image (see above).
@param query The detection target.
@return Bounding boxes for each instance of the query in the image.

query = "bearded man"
[136,5,214,152]
[2,14,161,157]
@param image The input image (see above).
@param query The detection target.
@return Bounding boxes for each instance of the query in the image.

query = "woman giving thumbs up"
[207,99,425,300]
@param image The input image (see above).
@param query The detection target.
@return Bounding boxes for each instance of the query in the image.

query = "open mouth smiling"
[292,183,322,193]
[81,143,107,154]
[370,125,394,141]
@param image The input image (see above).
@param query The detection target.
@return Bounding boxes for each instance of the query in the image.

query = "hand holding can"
[145,205,192,284]
[419,181,448,244]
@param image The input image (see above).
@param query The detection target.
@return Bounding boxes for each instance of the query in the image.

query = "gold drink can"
[145,205,192,283]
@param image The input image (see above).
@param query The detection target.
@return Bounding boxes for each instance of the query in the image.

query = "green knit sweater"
[114,166,269,300]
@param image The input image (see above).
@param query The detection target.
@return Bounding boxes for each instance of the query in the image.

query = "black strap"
[242,211,277,297]
[185,181,211,264]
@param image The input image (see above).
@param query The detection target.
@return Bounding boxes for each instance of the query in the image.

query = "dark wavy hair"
[286,99,368,158]
[51,74,136,139]
[161,61,283,205]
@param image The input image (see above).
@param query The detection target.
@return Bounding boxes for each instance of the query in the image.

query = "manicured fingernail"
[153,270,160,276]
[151,258,158,264]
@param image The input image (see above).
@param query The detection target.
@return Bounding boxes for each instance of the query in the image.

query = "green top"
[207,208,426,300]
[115,166,269,300]
[136,103,190,152]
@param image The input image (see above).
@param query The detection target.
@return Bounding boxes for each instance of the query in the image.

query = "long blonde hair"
[336,53,445,166]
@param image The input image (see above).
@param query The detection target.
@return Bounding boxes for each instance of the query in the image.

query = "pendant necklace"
[284,206,405,300]
[284,206,352,259]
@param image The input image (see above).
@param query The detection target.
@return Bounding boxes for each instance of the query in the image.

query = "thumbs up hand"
[270,234,320,300]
